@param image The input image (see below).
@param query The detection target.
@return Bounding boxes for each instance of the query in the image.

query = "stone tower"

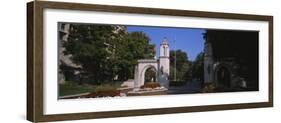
[204,37,214,83]
[159,37,170,76]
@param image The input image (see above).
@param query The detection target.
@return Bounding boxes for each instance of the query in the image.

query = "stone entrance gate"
[133,38,170,89]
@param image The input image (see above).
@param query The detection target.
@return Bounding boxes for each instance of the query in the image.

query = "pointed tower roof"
[161,37,169,45]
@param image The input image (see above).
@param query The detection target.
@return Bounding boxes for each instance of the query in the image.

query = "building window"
[163,46,167,56]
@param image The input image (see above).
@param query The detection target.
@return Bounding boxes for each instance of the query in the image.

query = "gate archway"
[144,67,157,83]
[214,63,232,88]
[134,60,158,88]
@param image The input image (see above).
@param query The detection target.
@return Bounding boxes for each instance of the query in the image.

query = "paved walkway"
[167,81,202,94]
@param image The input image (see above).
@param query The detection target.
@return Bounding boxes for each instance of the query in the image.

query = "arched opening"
[216,66,231,87]
[144,67,157,83]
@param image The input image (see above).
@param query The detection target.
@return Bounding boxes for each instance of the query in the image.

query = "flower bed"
[84,90,121,98]
[140,82,160,89]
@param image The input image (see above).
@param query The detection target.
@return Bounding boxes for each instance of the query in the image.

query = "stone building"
[203,30,259,91]
[58,23,82,84]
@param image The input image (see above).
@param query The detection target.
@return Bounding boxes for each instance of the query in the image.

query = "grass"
[59,81,122,97]
[94,84,117,93]
[59,81,95,96]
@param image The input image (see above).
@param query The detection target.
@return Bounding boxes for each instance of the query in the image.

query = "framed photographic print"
[27,0,273,122]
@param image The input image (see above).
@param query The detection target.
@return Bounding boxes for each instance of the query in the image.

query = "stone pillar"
[159,38,170,76]
[204,39,214,84]
[134,65,139,89]
[159,38,170,88]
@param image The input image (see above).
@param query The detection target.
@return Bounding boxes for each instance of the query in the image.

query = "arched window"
[163,46,167,56]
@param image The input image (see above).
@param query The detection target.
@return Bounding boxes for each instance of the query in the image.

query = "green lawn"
[59,81,122,97]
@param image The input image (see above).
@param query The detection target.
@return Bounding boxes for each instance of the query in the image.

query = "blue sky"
[127,26,206,61]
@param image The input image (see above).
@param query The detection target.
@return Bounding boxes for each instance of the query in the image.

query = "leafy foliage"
[62,24,154,84]
[114,31,155,81]
[169,50,191,81]
[191,52,204,81]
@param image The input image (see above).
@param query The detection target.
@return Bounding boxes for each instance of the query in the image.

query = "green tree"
[114,31,155,80]
[63,24,122,83]
[62,25,154,83]
[191,52,204,81]
[169,50,190,81]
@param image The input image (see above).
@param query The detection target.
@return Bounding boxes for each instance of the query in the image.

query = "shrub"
[84,84,121,98]
[201,83,226,93]
[202,83,219,93]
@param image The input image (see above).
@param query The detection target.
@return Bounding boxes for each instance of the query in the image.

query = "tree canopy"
[61,24,155,84]
[169,50,191,81]
[191,52,204,81]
